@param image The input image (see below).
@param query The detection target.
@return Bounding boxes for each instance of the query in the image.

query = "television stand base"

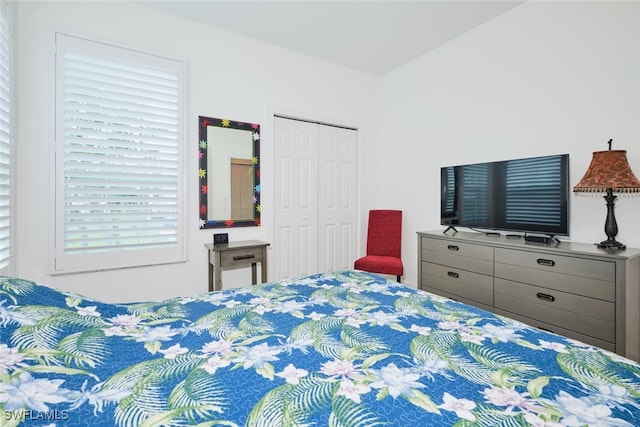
[443,226,458,234]
[524,235,558,245]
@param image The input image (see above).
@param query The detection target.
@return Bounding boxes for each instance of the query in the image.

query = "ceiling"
[139,1,526,76]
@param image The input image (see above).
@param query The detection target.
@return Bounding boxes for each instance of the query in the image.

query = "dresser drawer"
[495,278,615,342]
[494,309,615,352]
[218,247,265,266]
[422,237,493,261]
[421,261,493,306]
[495,262,614,301]
[422,285,493,313]
[424,249,494,276]
[495,248,615,282]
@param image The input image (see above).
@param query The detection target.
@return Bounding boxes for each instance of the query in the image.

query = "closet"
[273,116,358,280]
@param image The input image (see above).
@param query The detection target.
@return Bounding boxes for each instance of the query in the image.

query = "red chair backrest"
[366,210,402,258]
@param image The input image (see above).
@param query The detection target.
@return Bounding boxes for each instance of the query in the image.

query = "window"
[53,33,186,273]
[0,0,14,276]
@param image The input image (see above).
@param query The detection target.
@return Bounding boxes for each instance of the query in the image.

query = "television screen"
[441,154,570,237]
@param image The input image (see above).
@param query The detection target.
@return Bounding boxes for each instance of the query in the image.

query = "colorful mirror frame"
[198,116,261,228]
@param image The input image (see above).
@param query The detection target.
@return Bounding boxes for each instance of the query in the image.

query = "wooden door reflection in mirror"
[199,116,260,228]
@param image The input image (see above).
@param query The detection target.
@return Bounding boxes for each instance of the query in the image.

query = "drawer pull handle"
[447,271,460,279]
[536,258,556,267]
[447,245,459,252]
[536,292,555,302]
[233,254,256,261]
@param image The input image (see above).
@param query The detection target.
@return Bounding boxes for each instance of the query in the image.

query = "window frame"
[51,31,187,274]
[0,0,14,277]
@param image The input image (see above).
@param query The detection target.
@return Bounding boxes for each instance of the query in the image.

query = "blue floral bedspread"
[1,271,640,426]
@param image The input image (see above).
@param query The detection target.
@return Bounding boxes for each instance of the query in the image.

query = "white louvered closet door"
[273,117,357,281]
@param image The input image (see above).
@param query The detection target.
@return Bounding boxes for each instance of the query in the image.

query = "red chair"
[354,210,403,282]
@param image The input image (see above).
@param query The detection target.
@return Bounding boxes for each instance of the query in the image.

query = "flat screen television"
[441,154,570,237]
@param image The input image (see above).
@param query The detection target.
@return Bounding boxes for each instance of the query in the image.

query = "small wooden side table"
[205,240,270,292]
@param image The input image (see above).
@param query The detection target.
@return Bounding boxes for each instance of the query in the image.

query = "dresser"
[417,230,640,361]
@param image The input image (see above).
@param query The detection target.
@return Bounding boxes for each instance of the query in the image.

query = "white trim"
[50,30,187,275]
[264,104,364,278]
[0,0,14,276]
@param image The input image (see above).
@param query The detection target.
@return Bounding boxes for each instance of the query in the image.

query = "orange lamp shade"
[573,150,640,194]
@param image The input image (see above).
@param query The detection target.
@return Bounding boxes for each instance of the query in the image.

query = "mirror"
[198,116,261,228]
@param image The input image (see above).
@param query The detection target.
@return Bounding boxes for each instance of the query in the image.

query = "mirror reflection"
[199,116,260,228]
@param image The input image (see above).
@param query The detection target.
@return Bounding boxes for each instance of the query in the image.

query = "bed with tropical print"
[1,270,640,426]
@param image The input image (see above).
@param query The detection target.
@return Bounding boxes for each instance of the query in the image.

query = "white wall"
[16,1,640,301]
[15,1,378,302]
[378,1,640,286]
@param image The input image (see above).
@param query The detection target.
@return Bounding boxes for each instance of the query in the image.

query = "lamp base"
[596,239,626,250]
[595,189,626,250]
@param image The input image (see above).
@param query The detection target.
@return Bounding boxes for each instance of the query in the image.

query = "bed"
[1,270,639,426]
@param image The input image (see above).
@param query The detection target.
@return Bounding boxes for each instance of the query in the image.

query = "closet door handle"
[447,245,459,252]
[447,271,460,279]
[536,258,555,267]
[536,292,555,302]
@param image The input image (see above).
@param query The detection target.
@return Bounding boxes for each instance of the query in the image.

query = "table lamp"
[573,139,640,250]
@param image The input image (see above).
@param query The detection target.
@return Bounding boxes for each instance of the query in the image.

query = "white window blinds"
[54,33,186,273]
[0,1,13,275]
